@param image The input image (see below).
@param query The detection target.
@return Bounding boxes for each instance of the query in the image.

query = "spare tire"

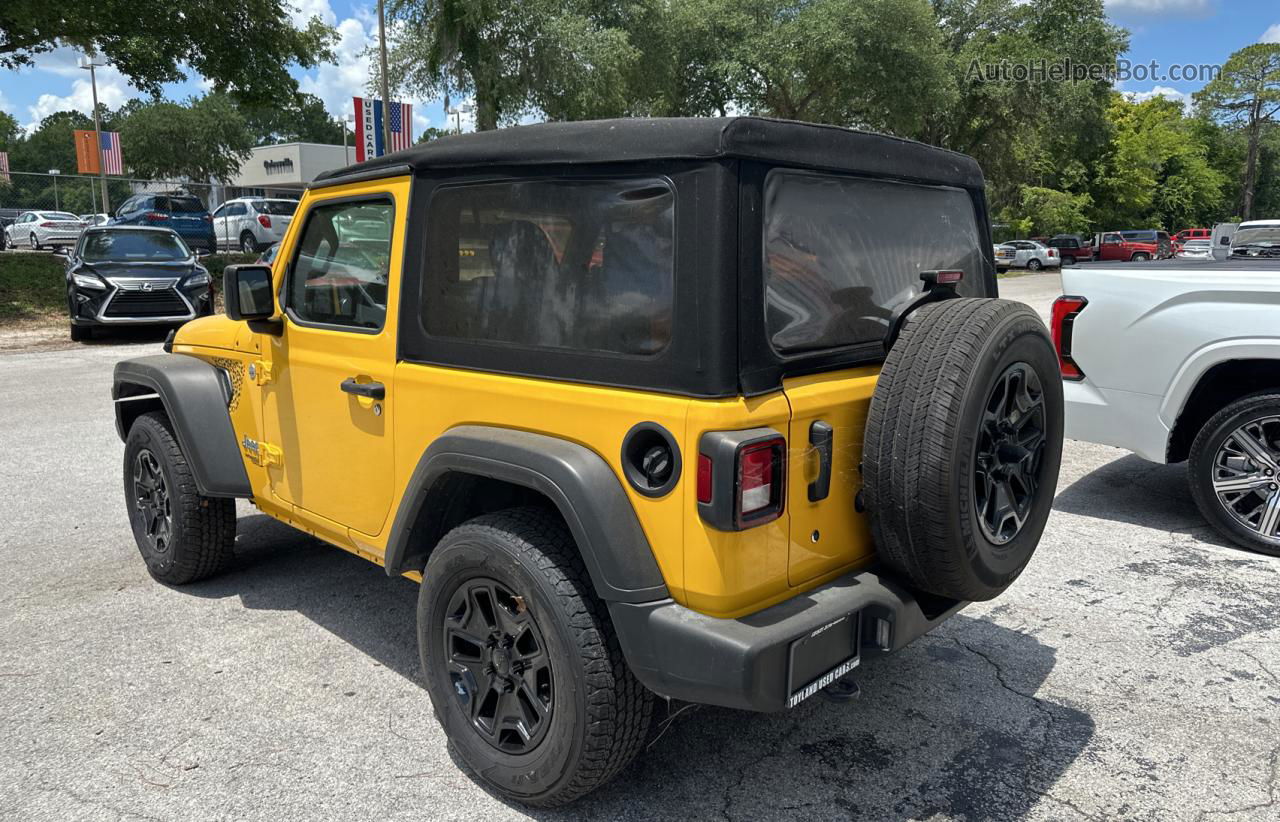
[863,298,1063,601]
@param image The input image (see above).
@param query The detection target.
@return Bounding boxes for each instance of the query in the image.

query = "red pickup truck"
[1096,230,1172,261]
[1047,234,1095,264]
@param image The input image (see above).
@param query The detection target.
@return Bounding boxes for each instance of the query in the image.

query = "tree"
[1011,186,1093,236]
[0,2,334,104]
[1090,95,1225,230]
[1195,44,1280,220]
[0,110,18,151]
[386,0,651,129]
[119,95,254,185]
[241,93,344,146]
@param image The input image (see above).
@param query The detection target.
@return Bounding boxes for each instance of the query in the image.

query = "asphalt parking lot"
[2,272,1278,821]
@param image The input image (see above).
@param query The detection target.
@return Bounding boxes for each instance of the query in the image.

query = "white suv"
[212,197,298,254]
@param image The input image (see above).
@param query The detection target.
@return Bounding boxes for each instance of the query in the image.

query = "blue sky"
[1,0,1278,140]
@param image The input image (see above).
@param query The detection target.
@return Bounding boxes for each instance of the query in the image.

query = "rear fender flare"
[385,425,668,604]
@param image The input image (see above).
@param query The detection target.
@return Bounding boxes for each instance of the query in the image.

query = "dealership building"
[218,142,356,203]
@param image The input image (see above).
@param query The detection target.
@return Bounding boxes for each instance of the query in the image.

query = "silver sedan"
[995,240,1061,272]
[3,210,86,250]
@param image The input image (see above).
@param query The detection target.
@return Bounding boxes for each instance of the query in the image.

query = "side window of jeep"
[421,178,675,355]
[285,199,394,330]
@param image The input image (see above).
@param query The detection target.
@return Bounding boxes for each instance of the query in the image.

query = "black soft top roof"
[314,116,984,189]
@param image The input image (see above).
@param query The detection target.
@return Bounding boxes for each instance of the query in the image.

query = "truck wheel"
[1131,252,1150,261]
[418,507,653,807]
[123,411,236,584]
[1062,255,1076,266]
[864,298,1064,601]
[1187,394,1280,556]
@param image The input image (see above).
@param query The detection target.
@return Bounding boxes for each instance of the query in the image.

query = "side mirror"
[223,264,275,322]
[53,246,68,256]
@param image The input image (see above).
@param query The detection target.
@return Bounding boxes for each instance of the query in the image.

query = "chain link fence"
[1,170,228,225]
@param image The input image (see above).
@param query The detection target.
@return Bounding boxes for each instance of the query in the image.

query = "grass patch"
[0,253,66,323]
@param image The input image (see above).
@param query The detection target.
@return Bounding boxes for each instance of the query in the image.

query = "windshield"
[1232,227,1280,248]
[82,231,190,261]
[256,200,298,216]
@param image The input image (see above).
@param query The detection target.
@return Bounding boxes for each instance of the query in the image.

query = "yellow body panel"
[171,175,884,620]
[781,367,880,586]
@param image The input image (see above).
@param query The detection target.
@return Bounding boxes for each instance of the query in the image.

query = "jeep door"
[260,179,408,540]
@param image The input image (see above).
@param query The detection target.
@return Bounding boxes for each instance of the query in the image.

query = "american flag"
[353,98,413,161]
[0,151,9,182]
[100,131,123,175]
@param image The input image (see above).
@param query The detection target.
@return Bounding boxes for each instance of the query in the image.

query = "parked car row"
[2,195,299,256]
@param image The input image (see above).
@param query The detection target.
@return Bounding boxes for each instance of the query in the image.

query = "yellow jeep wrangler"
[112,117,1063,806]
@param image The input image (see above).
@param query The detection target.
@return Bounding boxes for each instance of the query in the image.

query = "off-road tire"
[863,298,1064,601]
[1187,394,1280,556]
[418,507,653,807]
[123,411,236,584]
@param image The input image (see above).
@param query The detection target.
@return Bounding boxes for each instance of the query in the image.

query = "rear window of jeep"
[422,178,674,356]
[763,171,984,354]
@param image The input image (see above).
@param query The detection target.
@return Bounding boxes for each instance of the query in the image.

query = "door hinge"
[248,360,274,385]
[241,435,283,467]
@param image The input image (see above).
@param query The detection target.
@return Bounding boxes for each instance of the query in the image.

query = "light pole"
[78,54,110,214]
[447,104,473,134]
[48,169,60,211]
[377,0,392,153]
[341,114,354,164]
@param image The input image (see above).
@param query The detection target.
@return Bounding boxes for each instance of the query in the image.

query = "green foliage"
[0,252,65,322]
[0,1,335,105]
[1194,43,1280,219]
[1008,187,1093,236]
[119,95,254,186]
[242,93,345,146]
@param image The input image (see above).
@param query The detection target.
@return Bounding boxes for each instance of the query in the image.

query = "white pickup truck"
[1054,233,1280,555]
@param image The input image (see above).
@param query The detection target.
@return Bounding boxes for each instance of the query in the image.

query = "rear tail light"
[697,430,786,530]
[40,221,53,227]
[258,215,272,229]
[1051,296,1088,380]
[144,211,166,222]
[1047,248,1057,258]
[696,454,713,504]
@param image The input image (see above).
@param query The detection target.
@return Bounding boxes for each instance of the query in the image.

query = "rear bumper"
[609,566,965,712]
[1063,378,1169,462]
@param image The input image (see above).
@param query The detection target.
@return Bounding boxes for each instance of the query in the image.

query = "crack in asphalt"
[1195,746,1280,821]
[718,716,804,821]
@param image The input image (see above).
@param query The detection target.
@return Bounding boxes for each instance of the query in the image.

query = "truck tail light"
[1051,296,1088,380]
[697,430,786,530]
[258,215,272,229]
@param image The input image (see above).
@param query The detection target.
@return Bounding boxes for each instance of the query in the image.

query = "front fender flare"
[384,426,668,604]
[112,354,251,498]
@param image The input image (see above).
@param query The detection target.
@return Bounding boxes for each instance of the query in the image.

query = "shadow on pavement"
[1053,452,1231,546]
[184,513,1094,819]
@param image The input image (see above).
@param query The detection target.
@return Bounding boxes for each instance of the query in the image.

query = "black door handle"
[340,377,385,400]
[808,421,833,502]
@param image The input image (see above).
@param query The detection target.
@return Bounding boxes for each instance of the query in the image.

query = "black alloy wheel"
[443,577,554,754]
[974,363,1047,545]
[132,449,173,554]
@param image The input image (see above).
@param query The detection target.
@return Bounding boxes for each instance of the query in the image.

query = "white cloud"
[1105,0,1211,16]
[1262,23,1280,43]
[289,0,337,28]
[24,66,133,132]
[1124,85,1193,110]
